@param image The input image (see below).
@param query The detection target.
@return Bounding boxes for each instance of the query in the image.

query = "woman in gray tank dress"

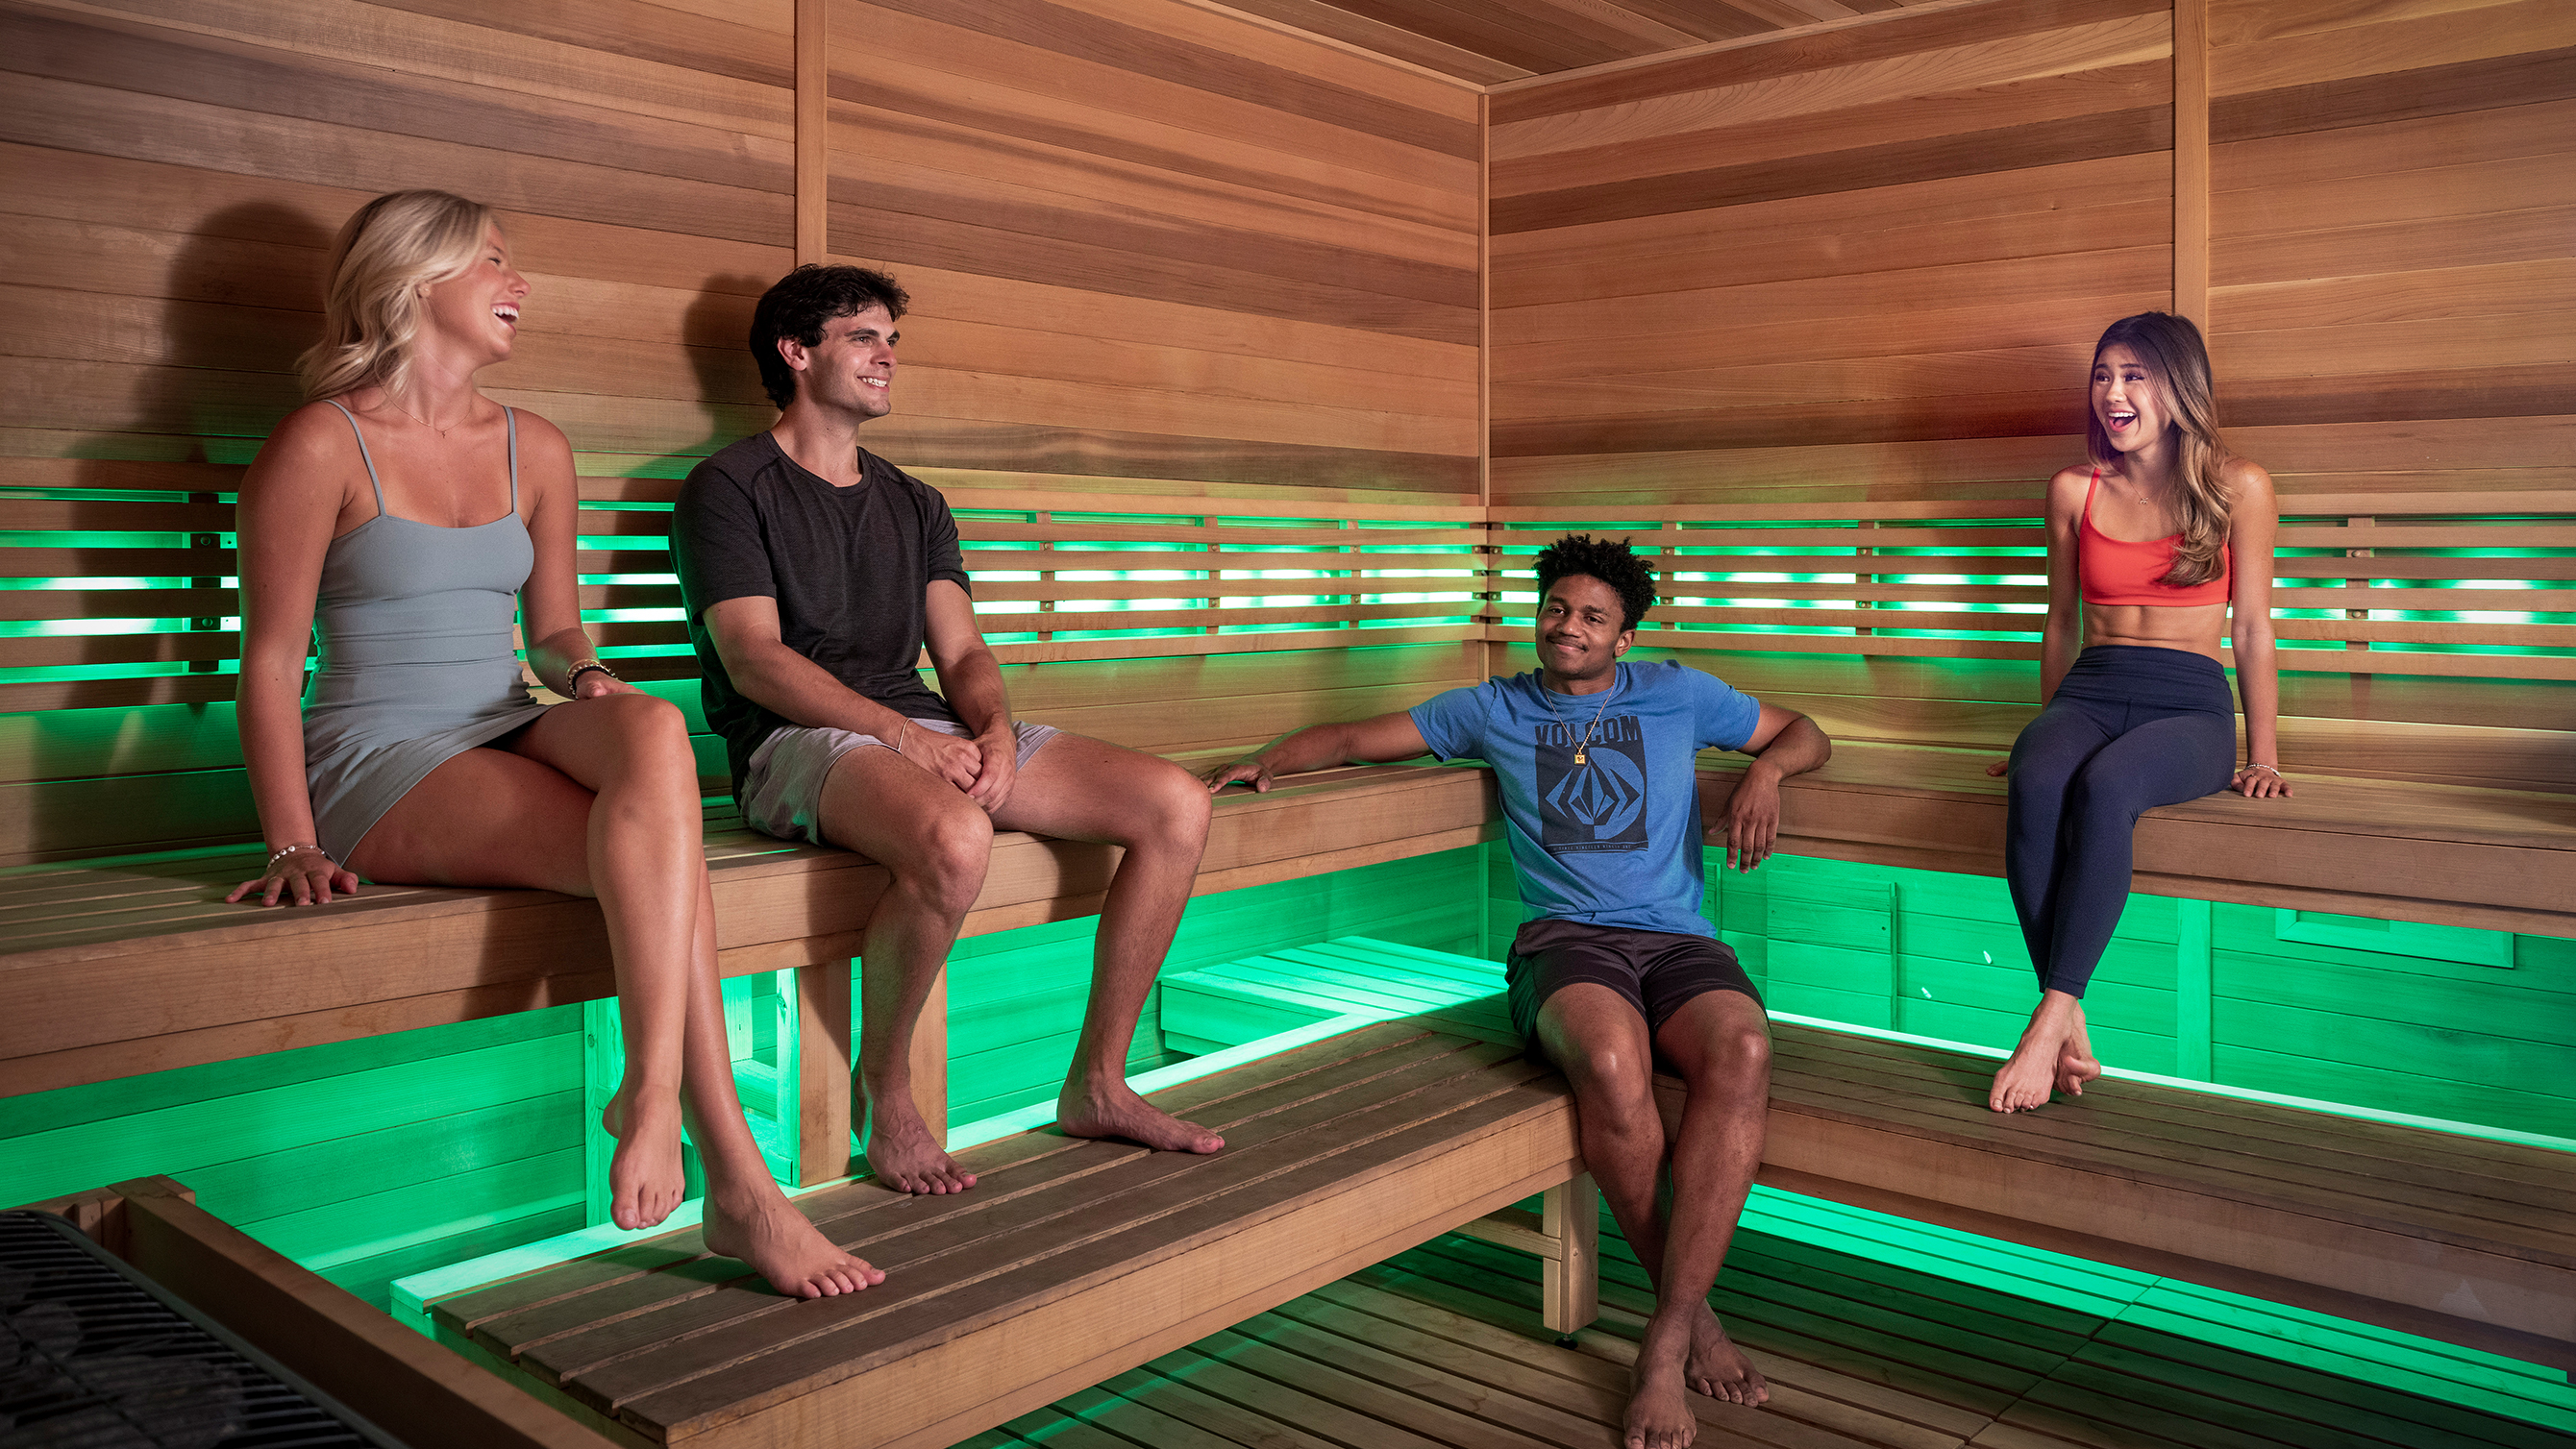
[226,190,878,1300]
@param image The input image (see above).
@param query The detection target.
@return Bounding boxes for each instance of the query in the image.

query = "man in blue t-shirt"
[1206,535,1830,1445]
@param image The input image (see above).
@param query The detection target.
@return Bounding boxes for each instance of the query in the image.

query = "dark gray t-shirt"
[673,432,971,794]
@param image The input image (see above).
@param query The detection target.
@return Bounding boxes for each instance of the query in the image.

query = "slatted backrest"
[1488,494,2576,682]
[0,455,1497,865]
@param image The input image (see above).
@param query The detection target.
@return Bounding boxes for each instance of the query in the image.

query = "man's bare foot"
[601,1085,686,1231]
[703,1186,883,1299]
[1684,1301,1768,1406]
[1991,990,2082,1113]
[1057,1076,1224,1154]
[860,1089,978,1195]
[1626,1313,1699,1449]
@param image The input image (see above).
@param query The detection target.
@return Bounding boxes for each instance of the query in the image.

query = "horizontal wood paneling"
[1489,0,2174,528]
[2207,0,2576,472]
[824,0,1478,505]
[1493,0,2572,728]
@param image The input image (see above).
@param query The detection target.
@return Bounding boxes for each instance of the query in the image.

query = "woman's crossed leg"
[348,692,880,1297]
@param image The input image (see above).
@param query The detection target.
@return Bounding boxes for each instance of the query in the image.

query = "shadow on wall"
[32,204,333,860]
[632,273,776,481]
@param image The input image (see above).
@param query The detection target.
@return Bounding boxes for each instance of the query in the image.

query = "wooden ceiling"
[1216,0,1937,84]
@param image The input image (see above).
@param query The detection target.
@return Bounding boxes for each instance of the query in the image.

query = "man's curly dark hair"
[750,263,910,409]
[1534,533,1656,632]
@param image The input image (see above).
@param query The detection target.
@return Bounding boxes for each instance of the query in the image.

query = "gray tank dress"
[302,399,554,863]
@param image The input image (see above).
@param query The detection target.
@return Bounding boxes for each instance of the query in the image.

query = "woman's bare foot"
[702,1186,883,1299]
[860,1089,978,1195]
[1991,990,2083,1112]
[1685,1301,1768,1406]
[601,1085,686,1231]
[1057,1076,1224,1154]
[2054,1004,2102,1096]
[1625,1312,1699,1449]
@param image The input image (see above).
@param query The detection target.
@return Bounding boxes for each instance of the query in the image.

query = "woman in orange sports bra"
[1979,311,2291,1113]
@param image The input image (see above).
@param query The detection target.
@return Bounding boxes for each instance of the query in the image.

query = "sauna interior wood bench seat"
[401,941,2575,1449]
[1162,943,2576,1378]
[3,476,2568,1103]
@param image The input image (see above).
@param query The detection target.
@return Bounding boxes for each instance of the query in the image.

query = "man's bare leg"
[818,745,997,1193]
[1645,992,1771,1413]
[1538,985,1771,1449]
[993,734,1221,1153]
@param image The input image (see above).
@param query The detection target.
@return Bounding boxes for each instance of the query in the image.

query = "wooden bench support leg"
[1542,1170,1599,1336]
[786,961,853,1189]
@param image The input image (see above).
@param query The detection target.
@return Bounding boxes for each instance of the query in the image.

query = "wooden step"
[428,1019,1582,1449]
[1172,936,2576,1374]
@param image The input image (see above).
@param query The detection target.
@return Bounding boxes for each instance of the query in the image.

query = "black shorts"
[1506,918,1762,1066]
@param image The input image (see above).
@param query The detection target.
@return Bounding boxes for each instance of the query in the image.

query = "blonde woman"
[227,190,879,1297]
[1983,311,2289,1113]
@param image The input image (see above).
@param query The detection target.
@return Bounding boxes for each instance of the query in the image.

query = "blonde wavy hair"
[2086,311,2235,588]
[298,190,497,401]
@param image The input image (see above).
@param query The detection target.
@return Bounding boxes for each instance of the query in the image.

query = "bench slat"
[1767,1048,2576,1257]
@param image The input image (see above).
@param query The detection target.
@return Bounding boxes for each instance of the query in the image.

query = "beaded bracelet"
[265,842,334,871]
[563,660,619,692]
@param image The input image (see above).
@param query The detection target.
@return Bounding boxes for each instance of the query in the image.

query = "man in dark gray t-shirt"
[673,265,1223,1197]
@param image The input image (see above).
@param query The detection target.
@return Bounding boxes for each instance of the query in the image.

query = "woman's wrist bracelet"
[2242,762,2284,776]
[265,842,333,871]
[562,660,618,691]
[894,721,909,756]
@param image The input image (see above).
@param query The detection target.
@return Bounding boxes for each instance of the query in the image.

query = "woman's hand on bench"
[2231,763,2292,798]
[226,847,361,908]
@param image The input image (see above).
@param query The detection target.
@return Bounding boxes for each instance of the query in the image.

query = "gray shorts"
[740,718,1060,846]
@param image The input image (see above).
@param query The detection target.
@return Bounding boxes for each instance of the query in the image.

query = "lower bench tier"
[427,1019,1583,1449]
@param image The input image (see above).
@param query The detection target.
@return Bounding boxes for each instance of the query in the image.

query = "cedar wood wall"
[1488,0,2576,744]
[0,0,2565,1295]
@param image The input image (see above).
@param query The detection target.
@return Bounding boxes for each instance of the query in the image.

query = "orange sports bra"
[2077,468,2230,606]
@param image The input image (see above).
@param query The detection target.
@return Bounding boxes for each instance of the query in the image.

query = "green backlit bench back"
[0,454,1497,867]
[1487,493,2576,792]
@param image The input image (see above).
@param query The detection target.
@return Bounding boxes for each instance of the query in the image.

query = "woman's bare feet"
[2054,1003,2102,1097]
[702,1186,883,1299]
[860,1089,978,1195]
[1684,1301,1768,1406]
[1057,1075,1224,1154]
[1991,990,2083,1112]
[601,1085,687,1231]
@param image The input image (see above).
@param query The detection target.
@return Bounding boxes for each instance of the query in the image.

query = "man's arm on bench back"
[1201,711,1434,795]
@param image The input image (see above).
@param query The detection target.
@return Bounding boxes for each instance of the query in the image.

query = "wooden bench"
[416,1017,1584,1449]
[0,465,1495,1146]
[7,461,2568,1436]
[1488,494,2576,938]
[1165,937,2576,1376]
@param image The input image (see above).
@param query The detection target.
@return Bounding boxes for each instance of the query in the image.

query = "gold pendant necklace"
[1540,675,1617,766]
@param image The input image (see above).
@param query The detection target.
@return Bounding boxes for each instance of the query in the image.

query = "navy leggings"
[2006,646,2235,998]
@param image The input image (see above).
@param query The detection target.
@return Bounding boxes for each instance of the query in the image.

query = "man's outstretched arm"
[1202,711,1433,793]
[1717,703,1831,873]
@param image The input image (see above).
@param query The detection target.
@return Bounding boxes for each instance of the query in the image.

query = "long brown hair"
[298,190,496,401]
[2086,311,2233,587]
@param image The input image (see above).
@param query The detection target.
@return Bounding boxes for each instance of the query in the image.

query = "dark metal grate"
[0,1211,394,1448]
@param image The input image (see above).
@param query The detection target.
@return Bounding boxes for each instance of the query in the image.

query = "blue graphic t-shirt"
[1410,659,1762,939]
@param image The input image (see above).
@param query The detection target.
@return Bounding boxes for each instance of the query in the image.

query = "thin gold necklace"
[384,396,461,440]
[1538,672,1617,766]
